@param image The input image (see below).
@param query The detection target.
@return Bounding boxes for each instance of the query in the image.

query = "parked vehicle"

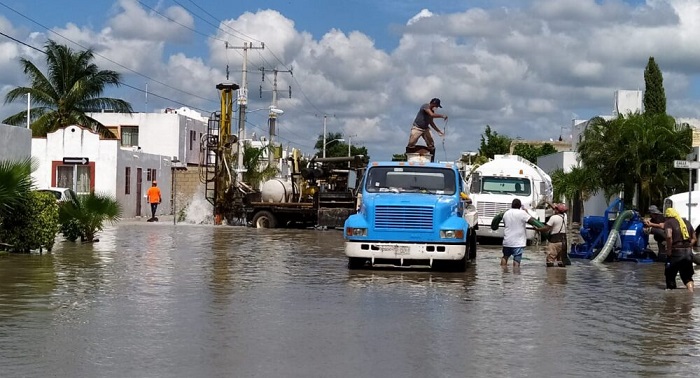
[245,153,366,229]
[343,154,477,271]
[663,191,700,230]
[467,154,552,242]
[36,187,77,202]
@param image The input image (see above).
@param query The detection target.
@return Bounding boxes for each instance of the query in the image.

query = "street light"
[323,138,344,158]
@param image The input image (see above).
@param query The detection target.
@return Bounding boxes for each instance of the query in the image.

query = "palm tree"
[58,192,121,242]
[242,143,279,189]
[550,166,599,222]
[3,40,133,137]
[0,158,34,219]
[577,113,691,210]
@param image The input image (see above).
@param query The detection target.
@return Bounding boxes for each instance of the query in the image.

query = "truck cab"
[468,155,551,242]
[344,156,477,271]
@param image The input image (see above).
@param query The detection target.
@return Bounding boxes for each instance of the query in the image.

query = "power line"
[0,30,213,115]
[0,30,44,53]
[0,0,218,105]
[174,0,326,115]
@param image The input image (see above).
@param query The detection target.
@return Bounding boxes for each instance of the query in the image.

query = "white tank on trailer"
[261,179,295,203]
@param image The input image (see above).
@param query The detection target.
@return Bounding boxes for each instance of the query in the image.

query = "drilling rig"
[200,82,241,224]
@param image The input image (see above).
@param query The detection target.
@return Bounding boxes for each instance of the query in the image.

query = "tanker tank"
[261,179,295,203]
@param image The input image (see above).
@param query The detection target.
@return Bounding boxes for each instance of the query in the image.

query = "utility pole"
[260,67,292,167]
[226,41,264,183]
[347,134,357,167]
[323,115,328,158]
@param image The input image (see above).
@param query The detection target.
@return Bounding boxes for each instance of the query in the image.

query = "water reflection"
[1,224,700,377]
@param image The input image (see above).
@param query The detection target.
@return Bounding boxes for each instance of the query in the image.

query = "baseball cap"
[430,98,442,108]
[152,180,157,184]
[554,203,568,213]
[648,205,661,214]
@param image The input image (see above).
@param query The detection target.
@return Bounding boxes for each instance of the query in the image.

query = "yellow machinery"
[200,82,240,224]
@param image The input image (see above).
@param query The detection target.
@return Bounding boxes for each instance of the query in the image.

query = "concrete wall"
[0,124,32,161]
[173,168,203,216]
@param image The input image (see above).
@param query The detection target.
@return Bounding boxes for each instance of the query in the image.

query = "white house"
[31,125,172,218]
[88,107,209,166]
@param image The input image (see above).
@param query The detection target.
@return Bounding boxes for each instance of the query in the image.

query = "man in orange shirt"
[146,180,162,221]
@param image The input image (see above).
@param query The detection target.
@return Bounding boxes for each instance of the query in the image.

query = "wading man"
[664,207,695,292]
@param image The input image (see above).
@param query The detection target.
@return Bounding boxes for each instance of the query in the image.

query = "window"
[189,130,196,150]
[125,167,131,194]
[121,126,139,147]
[146,168,157,183]
[56,165,92,194]
[481,177,531,196]
[365,167,456,195]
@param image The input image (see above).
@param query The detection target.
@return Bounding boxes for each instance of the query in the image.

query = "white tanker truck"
[245,153,366,228]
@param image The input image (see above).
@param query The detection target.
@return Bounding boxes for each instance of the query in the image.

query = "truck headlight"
[440,229,464,239]
[346,227,367,237]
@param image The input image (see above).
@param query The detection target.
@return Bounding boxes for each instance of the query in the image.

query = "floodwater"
[1,223,699,378]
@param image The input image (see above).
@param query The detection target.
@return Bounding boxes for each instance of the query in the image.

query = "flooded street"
[2,223,700,377]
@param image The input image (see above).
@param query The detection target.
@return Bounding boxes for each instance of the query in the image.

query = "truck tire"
[348,257,366,270]
[252,210,277,228]
[453,254,468,272]
[468,229,477,261]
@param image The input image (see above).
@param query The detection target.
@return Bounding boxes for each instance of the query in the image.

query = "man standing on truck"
[406,98,447,154]
[501,198,546,269]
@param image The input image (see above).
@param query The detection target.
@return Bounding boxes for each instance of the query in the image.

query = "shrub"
[0,191,59,252]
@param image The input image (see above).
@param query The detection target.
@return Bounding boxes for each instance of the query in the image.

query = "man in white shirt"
[501,198,546,268]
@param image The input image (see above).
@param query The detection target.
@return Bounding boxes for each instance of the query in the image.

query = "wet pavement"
[1,222,699,377]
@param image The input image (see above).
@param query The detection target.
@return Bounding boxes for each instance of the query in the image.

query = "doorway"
[136,168,143,216]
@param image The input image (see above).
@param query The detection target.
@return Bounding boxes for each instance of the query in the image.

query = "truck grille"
[374,205,433,230]
[478,201,511,218]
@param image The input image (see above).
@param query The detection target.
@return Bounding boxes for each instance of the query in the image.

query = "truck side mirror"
[469,172,480,193]
[347,171,357,191]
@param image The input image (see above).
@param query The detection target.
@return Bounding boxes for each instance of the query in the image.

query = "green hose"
[491,210,548,236]
[591,210,635,263]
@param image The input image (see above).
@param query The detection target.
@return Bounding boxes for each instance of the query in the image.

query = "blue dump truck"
[343,155,477,271]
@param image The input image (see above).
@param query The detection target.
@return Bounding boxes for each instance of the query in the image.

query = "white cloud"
[108,0,193,42]
[2,1,700,160]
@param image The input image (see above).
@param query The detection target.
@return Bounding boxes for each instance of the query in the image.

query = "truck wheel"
[252,211,277,228]
[468,230,477,261]
[454,254,468,272]
[348,257,366,270]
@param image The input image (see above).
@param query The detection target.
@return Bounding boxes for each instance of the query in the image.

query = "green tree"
[578,113,690,209]
[478,125,512,159]
[3,40,132,137]
[550,166,599,220]
[242,142,278,189]
[0,158,33,218]
[643,56,666,116]
[0,191,59,252]
[512,143,557,164]
[58,192,121,242]
[314,132,370,160]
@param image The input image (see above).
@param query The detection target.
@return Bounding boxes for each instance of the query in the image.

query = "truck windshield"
[365,166,456,194]
[481,177,531,195]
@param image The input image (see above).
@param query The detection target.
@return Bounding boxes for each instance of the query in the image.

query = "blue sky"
[0,0,697,160]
